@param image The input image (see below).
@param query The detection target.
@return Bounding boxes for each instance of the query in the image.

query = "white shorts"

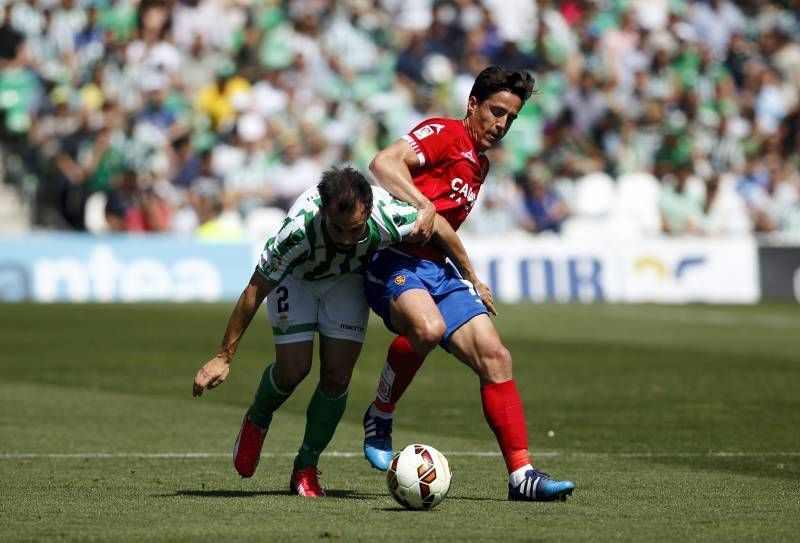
[265,273,369,344]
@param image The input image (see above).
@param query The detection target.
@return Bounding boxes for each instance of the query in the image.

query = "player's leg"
[447,316,575,502]
[234,277,317,478]
[363,254,447,470]
[371,335,425,415]
[387,288,447,356]
[248,341,314,428]
[370,288,444,413]
[235,341,314,478]
[366,289,444,458]
[289,335,362,497]
[294,335,362,472]
[290,274,367,497]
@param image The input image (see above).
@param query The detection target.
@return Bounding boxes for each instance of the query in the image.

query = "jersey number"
[276,286,289,312]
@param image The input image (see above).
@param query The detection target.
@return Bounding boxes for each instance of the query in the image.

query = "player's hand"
[410,201,436,244]
[475,281,497,316]
[193,355,231,397]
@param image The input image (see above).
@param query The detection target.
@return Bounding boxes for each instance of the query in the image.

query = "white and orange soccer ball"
[386,444,452,510]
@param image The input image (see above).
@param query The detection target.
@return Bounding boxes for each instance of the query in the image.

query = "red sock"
[373,336,425,413]
[481,379,531,473]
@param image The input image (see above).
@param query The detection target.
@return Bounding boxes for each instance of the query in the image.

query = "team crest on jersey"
[394,275,406,286]
[413,123,445,140]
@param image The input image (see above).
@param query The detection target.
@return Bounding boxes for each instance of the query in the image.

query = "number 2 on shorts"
[276,286,289,312]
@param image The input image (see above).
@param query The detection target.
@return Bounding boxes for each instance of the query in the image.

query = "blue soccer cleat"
[508,469,575,502]
[363,406,394,471]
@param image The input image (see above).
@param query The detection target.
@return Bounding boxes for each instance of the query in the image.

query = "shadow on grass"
[446,495,507,502]
[376,494,506,512]
[158,488,383,500]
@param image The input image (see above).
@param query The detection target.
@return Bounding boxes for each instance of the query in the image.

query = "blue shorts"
[364,248,488,346]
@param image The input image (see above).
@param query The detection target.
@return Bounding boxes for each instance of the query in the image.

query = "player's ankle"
[372,400,395,415]
[509,464,533,487]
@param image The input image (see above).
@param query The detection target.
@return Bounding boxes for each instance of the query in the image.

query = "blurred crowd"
[1,0,799,240]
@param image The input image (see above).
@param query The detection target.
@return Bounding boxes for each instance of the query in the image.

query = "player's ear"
[467,96,478,116]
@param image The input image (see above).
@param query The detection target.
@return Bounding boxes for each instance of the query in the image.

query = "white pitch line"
[1,451,799,460]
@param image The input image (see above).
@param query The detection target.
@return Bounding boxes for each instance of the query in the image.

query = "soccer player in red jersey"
[362,66,575,501]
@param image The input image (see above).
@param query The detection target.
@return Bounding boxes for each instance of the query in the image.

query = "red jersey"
[394,117,489,263]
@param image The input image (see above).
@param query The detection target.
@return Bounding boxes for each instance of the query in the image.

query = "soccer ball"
[386,444,452,510]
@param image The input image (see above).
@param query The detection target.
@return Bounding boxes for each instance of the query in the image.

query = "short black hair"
[469,66,535,104]
[318,166,373,215]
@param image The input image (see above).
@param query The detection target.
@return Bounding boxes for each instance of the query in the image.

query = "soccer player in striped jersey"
[361,67,575,501]
[192,166,487,497]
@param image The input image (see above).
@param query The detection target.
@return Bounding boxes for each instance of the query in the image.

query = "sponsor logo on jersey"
[449,177,477,210]
[394,275,406,286]
[413,123,445,140]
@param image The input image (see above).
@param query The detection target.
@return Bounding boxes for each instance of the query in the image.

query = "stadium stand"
[0,0,798,239]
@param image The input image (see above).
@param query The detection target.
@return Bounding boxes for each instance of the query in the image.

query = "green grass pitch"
[1,302,799,541]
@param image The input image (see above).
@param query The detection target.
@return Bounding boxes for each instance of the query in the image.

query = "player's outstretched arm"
[370,139,435,243]
[430,215,497,316]
[193,271,275,397]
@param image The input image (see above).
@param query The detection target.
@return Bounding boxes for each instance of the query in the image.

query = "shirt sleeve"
[256,216,310,284]
[402,121,454,167]
[372,194,419,245]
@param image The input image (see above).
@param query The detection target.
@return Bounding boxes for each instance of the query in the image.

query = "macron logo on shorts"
[340,323,364,332]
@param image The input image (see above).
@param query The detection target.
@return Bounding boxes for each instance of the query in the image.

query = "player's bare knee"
[411,318,445,353]
[477,344,513,383]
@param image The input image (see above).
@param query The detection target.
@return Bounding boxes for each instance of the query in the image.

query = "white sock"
[369,403,393,419]
[509,464,534,487]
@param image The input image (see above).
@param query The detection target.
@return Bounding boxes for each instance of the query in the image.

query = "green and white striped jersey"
[257,185,418,284]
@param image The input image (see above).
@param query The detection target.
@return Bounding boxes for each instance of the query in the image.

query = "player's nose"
[498,115,511,130]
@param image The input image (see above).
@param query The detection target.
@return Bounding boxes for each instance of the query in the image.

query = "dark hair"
[137,0,172,40]
[469,66,535,104]
[318,166,373,215]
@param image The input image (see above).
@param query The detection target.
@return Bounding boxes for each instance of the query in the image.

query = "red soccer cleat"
[233,415,267,478]
[289,466,326,497]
